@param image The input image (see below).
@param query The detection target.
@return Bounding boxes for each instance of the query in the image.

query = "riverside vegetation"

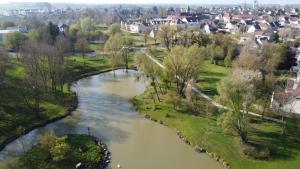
[6,134,109,169]
[0,18,300,169]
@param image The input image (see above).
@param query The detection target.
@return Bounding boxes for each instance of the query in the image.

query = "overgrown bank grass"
[133,87,300,169]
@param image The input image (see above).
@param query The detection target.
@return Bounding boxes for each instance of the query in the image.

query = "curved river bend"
[0,69,222,169]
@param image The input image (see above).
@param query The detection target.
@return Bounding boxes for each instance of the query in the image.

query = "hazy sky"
[0,0,299,4]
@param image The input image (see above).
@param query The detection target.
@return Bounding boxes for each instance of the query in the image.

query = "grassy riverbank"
[17,134,107,169]
[133,87,300,169]
[0,54,116,150]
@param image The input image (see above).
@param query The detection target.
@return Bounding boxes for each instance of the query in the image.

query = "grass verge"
[133,87,300,169]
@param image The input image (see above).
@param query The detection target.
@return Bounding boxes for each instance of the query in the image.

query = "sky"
[0,0,299,4]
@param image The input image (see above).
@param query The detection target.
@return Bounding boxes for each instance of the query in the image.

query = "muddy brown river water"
[0,69,222,169]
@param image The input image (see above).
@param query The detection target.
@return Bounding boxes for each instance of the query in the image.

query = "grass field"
[197,61,230,98]
[134,87,300,169]
[123,32,156,47]
[89,43,105,52]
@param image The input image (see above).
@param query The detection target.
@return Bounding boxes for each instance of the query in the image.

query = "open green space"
[134,87,300,169]
[197,61,230,98]
[123,32,156,47]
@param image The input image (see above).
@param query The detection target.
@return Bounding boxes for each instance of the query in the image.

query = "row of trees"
[21,36,70,118]
[104,32,133,74]
[69,17,110,43]
[156,25,239,66]
[135,45,204,107]
[217,42,298,144]
[1,35,70,119]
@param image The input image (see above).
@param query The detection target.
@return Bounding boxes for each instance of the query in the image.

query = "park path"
[141,50,284,124]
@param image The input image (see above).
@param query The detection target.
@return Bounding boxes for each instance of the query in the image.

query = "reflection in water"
[0,69,222,169]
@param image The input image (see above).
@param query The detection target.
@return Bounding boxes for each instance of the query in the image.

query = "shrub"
[243,145,270,160]
[256,147,270,160]
[243,146,257,157]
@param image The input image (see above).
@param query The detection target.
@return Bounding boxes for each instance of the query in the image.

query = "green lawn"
[89,43,105,52]
[134,87,300,169]
[197,61,230,98]
[123,32,156,47]
[150,49,167,62]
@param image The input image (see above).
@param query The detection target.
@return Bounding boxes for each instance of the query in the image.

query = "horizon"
[0,0,300,5]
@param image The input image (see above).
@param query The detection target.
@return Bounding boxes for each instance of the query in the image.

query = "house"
[247,23,261,33]
[256,36,270,46]
[58,23,69,33]
[225,21,239,33]
[170,19,186,29]
[0,29,21,44]
[121,21,152,33]
[6,26,28,33]
[0,25,28,44]
[149,29,158,38]
[223,14,231,24]
[204,23,217,34]
[290,15,299,25]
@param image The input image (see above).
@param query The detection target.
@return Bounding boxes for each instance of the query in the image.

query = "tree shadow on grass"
[249,128,300,160]
[198,71,227,78]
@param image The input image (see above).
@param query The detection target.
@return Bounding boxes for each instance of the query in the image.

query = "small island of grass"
[15,134,110,169]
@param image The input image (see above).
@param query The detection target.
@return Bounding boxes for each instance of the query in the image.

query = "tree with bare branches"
[75,37,89,57]
[164,45,203,96]
[0,49,8,86]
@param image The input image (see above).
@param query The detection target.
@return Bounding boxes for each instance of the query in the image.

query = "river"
[0,69,222,169]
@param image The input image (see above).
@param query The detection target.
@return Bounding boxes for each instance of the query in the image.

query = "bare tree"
[54,35,70,92]
[105,34,133,74]
[164,45,203,96]
[157,25,176,51]
[21,43,48,118]
[135,52,162,102]
[142,30,150,46]
[0,49,8,86]
[217,68,262,143]
[75,37,89,57]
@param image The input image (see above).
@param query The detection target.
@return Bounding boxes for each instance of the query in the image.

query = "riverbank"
[17,134,110,169]
[0,54,135,152]
[133,86,300,169]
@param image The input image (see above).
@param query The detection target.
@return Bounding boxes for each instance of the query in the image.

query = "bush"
[50,136,70,161]
[243,146,257,157]
[19,134,104,169]
[256,147,270,160]
[243,145,270,160]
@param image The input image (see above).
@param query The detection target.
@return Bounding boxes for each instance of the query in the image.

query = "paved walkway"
[141,50,284,124]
